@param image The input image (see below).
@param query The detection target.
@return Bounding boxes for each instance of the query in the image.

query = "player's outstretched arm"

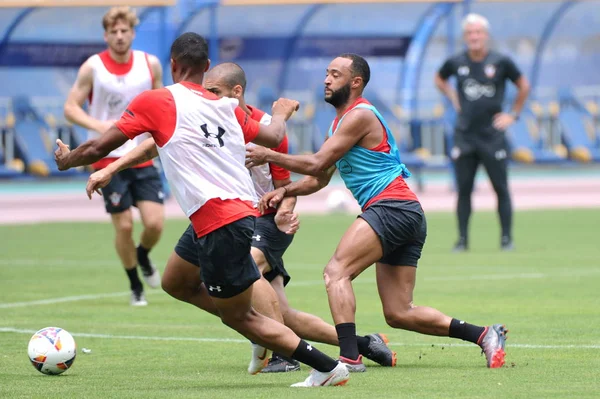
[258,166,335,214]
[106,138,157,174]
[251,98,299,148]
[284,165,336,196]
[64,59,115,134]
[61,88,168,172]
[54,125,129,171]
[86,138,158,199]
[247,109,370,176]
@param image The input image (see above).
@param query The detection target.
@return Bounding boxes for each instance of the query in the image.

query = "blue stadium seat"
[507,113,567,164]
[0,127,25,178]
[558,107,600,163]
[12,96,82,177]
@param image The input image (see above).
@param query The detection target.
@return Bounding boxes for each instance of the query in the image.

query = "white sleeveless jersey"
[87,50,152,158]
[247,112,275,198]
[158,83,257,217]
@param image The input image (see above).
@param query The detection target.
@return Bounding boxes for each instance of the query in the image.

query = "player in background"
[63,7,164,306]
[247,54,508,370]
[55,32,350,388]
[435,13,530,252]
[85,62,396,374]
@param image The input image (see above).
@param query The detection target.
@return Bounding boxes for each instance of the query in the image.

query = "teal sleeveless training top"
[327,103,411,208]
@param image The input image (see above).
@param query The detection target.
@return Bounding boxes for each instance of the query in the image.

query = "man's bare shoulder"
[340,107,378,129]
[77,56,98,76]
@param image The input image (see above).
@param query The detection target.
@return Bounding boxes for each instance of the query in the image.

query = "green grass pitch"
[1,209,599,398]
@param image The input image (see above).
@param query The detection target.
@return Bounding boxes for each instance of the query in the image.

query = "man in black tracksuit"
[435,13,530,252]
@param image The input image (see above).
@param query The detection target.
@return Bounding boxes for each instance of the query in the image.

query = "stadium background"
[1,0,599,183]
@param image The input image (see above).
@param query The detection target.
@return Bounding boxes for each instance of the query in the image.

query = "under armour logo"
[200,124,226,147]
[208,285,222,292]
[252,235,261,241]
[306,345,313,351]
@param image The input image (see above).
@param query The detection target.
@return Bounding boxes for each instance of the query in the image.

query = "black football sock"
[356,335,371,355]
[336,323,360,360]
[137,245,151,271]
[449,318,486,344]
[125,266,143,292]
[291,340,338,373]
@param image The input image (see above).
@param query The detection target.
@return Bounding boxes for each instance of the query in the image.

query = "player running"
[63,6,163,306]
[55,32,349,388]
[246,54,508,370]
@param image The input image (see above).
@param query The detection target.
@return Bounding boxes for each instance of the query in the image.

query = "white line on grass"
[0,259,119,267]
[1,327,598,349]
[0,292,131,309]
[0,327,247,343]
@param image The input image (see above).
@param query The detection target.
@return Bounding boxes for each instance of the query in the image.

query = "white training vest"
[247,112,276,198]
[87,50,152,158]
[158,83,257,217]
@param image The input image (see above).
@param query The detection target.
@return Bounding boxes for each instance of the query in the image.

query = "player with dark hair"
[55,32,350,388]
[86,61,396,374]
[435,13,530,252]
[247,53,508,370]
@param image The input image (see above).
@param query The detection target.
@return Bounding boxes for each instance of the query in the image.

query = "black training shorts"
[99,166,164,214]
[359,200,427,267]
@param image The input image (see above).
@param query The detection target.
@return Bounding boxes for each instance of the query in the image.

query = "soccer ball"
[27,327,77,375]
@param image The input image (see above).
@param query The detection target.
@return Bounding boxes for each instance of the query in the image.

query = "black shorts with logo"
[359,200,427,267]
[252,213,294,287]
[175,217,261,299]
[174,213,293,287]
[99,166,164,214]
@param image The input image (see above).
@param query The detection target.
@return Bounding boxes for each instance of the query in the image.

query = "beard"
[325,83,351,107]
